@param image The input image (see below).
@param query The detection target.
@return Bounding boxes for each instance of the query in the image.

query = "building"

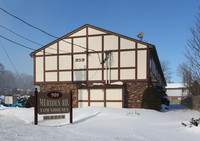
[30,24,166,108]
[166,83,187,103]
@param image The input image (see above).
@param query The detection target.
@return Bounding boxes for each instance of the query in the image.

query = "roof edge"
[30,24,155,57]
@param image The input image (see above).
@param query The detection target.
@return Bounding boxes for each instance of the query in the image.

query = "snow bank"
[0,104,200,141]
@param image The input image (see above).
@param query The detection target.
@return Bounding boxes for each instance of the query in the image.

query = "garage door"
[78,88,123,108]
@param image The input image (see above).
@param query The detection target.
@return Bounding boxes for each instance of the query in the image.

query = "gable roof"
[30,24,155,56]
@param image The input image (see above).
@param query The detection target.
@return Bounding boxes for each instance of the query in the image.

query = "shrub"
[190,118,200,127]
[181,118,200,127]
[25,95,34,108]
[141,86,161,111]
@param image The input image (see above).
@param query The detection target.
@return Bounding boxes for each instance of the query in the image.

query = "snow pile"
[0,104,200,141]
[166,83,186,89]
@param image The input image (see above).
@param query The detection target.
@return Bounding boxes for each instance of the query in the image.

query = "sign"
[43,115,65,120]
[34,89,73,125]
[38,91,70,115]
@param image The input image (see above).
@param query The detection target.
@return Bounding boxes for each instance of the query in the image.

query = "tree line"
[0,62,33,94]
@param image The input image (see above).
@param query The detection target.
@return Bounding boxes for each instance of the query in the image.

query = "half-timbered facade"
[30,24,166,108]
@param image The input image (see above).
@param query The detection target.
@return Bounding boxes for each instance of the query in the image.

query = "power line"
[0,7,102,63]
[0,40,26,89]
[0,40,20,75]
[0,24,70,54]
[0,7,57,39]
[0,35,35,51]
[0,24,44,46]
[0,34,70,55]
[0,7,85,48]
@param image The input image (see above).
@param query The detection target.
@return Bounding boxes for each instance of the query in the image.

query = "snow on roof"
[166,83,186,89]
[92,82,123,86]
[92,83,104,86]
[111,81,123,85]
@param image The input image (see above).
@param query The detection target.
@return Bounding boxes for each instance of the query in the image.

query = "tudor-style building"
[30,24,166,108]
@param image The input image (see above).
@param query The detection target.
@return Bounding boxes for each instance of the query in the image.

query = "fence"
[193,95,200,111]
[181,95,200,111]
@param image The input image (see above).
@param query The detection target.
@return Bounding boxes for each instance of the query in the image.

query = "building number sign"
[75,58,85,62]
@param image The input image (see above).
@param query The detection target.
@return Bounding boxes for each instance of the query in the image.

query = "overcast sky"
[0,0,200,82]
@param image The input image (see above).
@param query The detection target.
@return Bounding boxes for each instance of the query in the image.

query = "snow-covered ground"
[0,104,200,141]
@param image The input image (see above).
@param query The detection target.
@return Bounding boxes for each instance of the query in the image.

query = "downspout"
[147,45,151,87]
[109,53,111,84]
[106,59,108,84]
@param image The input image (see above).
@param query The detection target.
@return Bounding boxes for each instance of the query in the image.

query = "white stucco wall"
[120,51,135,67]
[120,69,135,80]
[88,27,106,35]
[45,43,57,55]
[88,36,102,51]
[34,26,150,83]
[138,43,147,49]
[73,38,86,53]
[45,72,57,82]
[73,54,86,69]
[59,71,71,81]
[45,56,57,70]
[120,38,135,49]
[59,39,72,53]
[35,57,44,82]
[35,50,44,55]
[89,70,102,81]
[104,35,118,50]
[88,53,101,69]
[59,55,71,70]
[69,28,86,37]
[137,50,147,79]
[73,70,86,81]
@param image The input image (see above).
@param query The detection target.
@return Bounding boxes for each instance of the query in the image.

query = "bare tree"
[177,62,192,85]
[160,60,172,83]
[177,62,199,108]
[185,7,200,83]
[178,7,200,96]
[181,7,200,98]
[178,7,200,109]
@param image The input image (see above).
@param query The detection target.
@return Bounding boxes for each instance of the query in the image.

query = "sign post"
[34,88,38,125]
[70,90,73,123]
